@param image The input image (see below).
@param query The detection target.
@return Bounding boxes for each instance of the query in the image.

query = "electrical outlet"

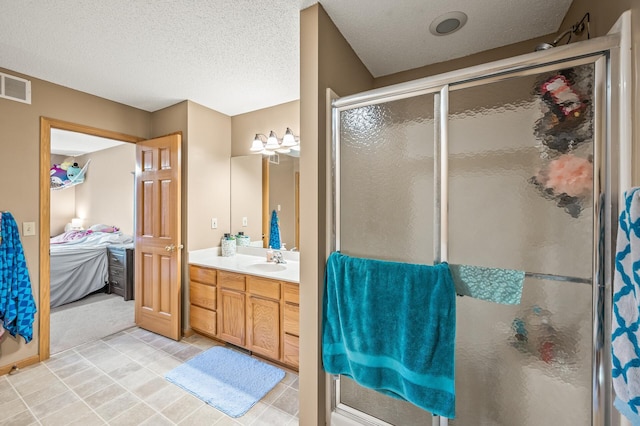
[242,217,248,227]
[211,218,218,229]
[23,222,35,236]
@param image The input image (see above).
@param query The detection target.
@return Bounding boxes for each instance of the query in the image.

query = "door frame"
[39,117,144,361]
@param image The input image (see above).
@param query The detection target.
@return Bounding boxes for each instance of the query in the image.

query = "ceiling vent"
[0,72,31,104]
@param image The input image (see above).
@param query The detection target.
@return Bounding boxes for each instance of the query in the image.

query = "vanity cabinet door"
[247,276,281,360]
[217,271,246,346]
[247,295,280,360]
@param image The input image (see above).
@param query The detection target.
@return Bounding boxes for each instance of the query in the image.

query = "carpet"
[50,292,135,354]
[165,346,285,417]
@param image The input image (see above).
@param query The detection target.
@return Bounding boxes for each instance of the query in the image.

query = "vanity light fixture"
[250,128,300,155]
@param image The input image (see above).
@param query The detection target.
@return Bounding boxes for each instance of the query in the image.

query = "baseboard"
[0,355,40,377]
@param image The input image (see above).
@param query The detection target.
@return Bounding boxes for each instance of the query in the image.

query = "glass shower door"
[448,63,595,425]
[332,58,605,425]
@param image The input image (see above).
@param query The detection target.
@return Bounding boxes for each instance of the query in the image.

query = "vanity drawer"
[283,333,299,368]
[189,265,217,286]
[247,276,280,300]
[283,283,299,304]
[190,282,216,310]
[283,302,299,336]
[218,271,245,291]
[190,304,217,337]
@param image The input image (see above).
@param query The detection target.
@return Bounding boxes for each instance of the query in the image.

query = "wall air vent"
[0,72,31,104]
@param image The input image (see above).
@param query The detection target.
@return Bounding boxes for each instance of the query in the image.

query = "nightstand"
[107,245,134,301]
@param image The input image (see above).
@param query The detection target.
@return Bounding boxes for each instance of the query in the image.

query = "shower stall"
[329,15,631,426]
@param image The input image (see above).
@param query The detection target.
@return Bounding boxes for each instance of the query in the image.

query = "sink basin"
[246,263,287,273]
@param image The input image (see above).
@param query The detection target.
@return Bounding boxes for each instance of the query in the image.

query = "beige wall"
[230,155,263,242]
[299,4,375,425]
[0,67,151,369]
[186,101,232,251]
[74,143,136,236]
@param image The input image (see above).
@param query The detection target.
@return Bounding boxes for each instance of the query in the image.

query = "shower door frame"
[330,29,629,426]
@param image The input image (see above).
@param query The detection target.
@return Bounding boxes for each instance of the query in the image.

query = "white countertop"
[189,247,300,284]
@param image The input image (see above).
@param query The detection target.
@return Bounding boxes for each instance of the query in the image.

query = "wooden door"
[135,134,182,340]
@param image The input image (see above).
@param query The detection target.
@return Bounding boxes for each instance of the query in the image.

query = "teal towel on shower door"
[322,252,456,418]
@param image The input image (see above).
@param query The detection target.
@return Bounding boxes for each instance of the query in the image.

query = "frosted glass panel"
[338,93,436,424]
[453,278,592,425]
[339,93,436,264]
[449,64,594,425]
[449,66,594,279]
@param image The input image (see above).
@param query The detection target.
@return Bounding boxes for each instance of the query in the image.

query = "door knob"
[164,244,184,252]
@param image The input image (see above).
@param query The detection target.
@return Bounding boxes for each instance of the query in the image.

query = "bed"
[50,227,133,308]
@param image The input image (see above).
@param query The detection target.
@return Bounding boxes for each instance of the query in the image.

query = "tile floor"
[0,327,299,425]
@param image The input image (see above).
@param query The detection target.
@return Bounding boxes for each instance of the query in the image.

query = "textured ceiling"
[1,0,572,117]
[313,0,573,77]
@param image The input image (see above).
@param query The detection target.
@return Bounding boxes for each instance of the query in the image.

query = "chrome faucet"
[272,251,287,264]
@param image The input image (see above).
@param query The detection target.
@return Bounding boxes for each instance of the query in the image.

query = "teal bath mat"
[165,346,285,417]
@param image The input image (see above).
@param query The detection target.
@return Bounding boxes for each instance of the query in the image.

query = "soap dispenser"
[266,246,274,262]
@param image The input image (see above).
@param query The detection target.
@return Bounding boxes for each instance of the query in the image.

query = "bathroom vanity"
[188,248,300,369]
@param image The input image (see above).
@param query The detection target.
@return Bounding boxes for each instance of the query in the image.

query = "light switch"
[211,218,218,229]
[23,222,35,236]
[277,204,281,212]
[242,217,248,227]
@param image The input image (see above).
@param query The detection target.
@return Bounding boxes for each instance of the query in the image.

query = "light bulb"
[282,128,296,147]
[250,135,264,152]
[264,131,279,150]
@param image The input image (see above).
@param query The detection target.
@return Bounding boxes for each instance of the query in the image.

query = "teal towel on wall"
[322,252,456,418]
[449,264,525,305]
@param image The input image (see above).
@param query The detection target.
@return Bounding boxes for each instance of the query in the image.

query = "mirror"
[231,154,299,250]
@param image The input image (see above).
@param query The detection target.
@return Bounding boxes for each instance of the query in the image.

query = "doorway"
[39,117,143,360]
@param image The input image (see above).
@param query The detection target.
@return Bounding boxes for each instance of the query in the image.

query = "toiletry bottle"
[266,246,274,262]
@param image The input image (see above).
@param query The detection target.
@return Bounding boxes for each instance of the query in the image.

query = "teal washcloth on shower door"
[448,264,525,305]
[322,252,456,418]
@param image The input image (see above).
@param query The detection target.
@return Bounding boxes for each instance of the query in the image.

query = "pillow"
[89,224,120,233]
